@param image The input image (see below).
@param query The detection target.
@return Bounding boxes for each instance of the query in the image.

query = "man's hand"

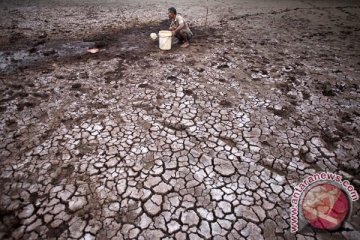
[171,30,176,36]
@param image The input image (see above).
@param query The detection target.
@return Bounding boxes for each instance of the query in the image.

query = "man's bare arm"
[172,23,184,35]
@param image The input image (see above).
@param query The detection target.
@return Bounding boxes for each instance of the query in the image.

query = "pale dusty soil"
[0,0,359,239]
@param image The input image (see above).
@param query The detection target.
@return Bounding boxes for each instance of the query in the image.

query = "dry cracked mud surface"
[0,0,360,239]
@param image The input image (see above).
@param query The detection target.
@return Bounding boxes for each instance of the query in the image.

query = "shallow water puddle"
[0,41,95,73]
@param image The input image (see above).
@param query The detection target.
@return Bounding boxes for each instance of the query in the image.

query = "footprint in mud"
[195,66,205,73]
[33,39,46,47]
[32,92,50,99]
[29,192,38,204]
[51,164,75,185]
[167,76,177,81]
[28,47,37,54]
[219,137,237,148]
[16,101,36,111]
[0,209,21,239]
[94,41,108,49]
[47,222,69,239]
[340,112,353,123]
[90,102,108,109]
[334,122,357,139]
[275,82,293,94]
[5,119,17,130]
[0,106,7,112]
[71,83,82,90]
[183,89,197,99]
[133,102,155,112]
[302,91,310,100]
[219,100,233,107]
[321,129,340,149]
[138,83,155,90]
[268,105,293,118]
[79,72,89,79]
[216,63,230,69]
[183,89,194,95]
[68,73,78,81]
[15,91,29,98]
[9,85,21,94]
[43,49,57,56]
[9,32,26,44]
[139,61,151,69]
[321,82,337,97]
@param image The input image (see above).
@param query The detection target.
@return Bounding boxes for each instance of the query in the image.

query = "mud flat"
[0,0,359,239]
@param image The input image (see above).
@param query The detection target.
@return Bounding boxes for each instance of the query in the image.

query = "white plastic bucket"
[159,30,172,50]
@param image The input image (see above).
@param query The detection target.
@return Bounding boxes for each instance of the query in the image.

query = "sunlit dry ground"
[0,0,359,239]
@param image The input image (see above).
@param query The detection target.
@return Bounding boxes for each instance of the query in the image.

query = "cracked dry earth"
[1,0,360,239]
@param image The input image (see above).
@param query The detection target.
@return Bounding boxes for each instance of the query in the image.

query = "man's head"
[168,7,176,20]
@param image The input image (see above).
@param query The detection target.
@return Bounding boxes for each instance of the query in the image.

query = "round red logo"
[301,183,350,231]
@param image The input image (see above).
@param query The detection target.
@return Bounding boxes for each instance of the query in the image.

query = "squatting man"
[168,7,193,48]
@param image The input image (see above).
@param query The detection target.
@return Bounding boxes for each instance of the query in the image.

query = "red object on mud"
[87,48,100,54]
